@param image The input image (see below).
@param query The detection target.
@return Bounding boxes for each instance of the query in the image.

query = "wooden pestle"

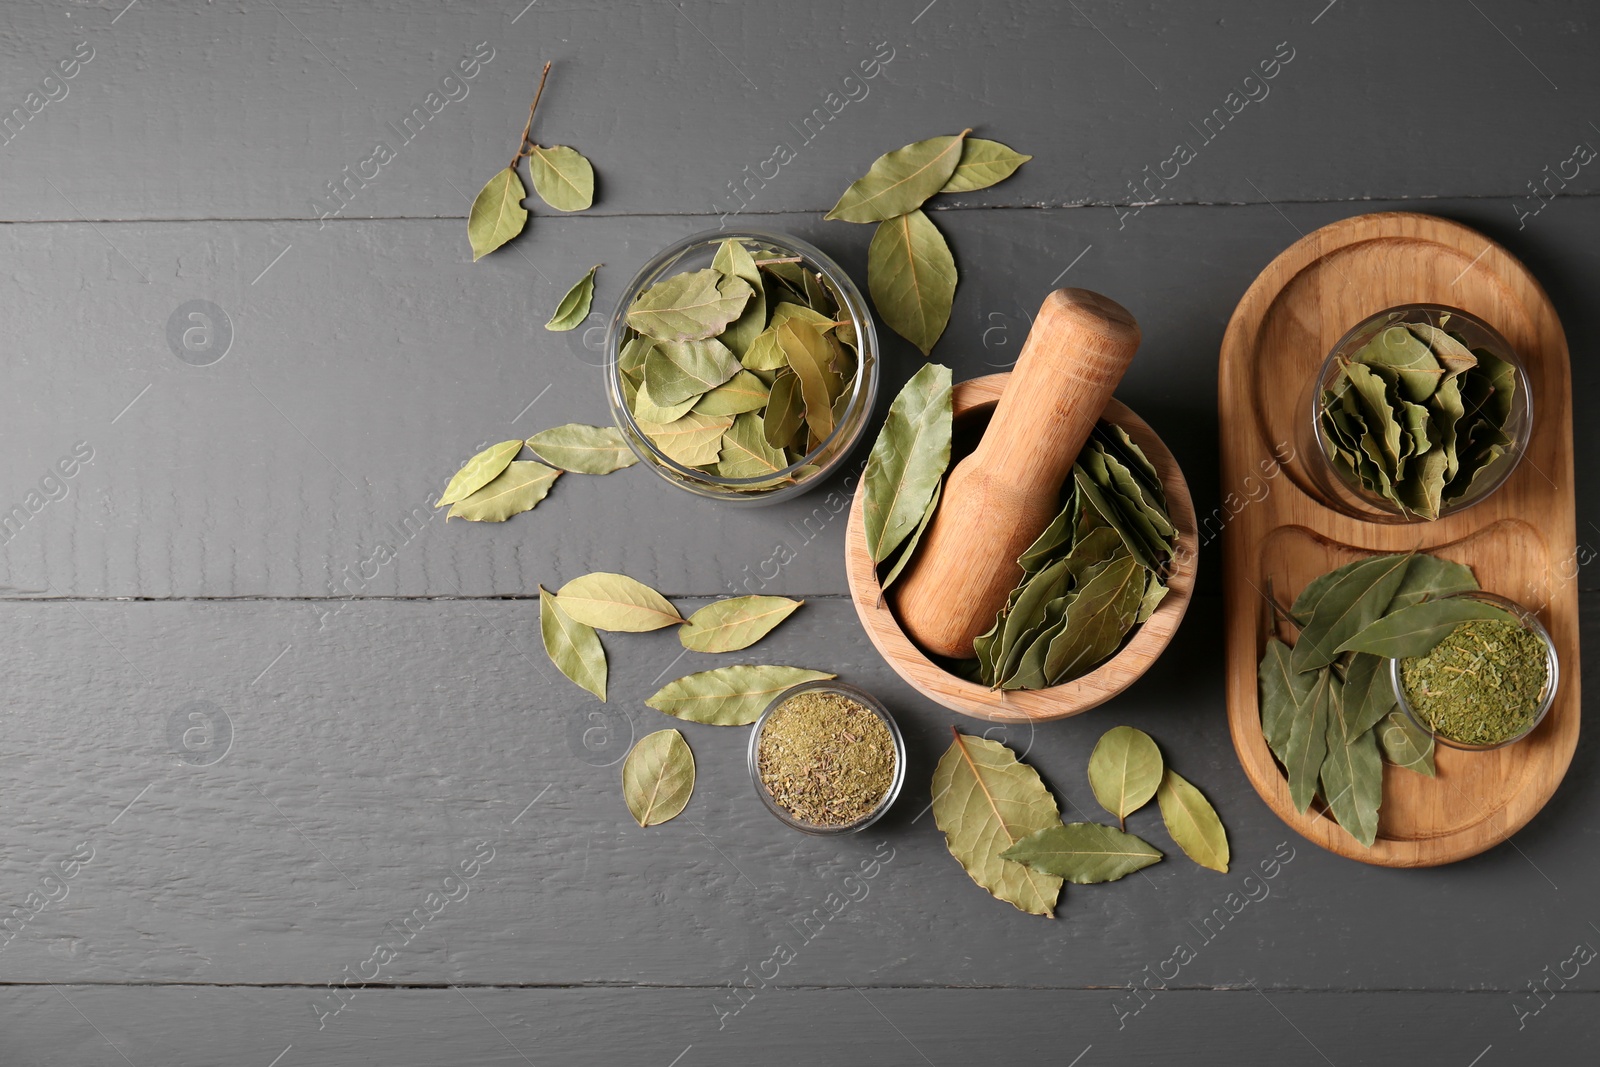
[892,288,1142,659]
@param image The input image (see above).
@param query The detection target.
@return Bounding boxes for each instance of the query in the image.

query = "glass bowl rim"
[605,228,879,488]
[1389,590,1559,751]
[746,679,907,836]
[1308,302,1532,521]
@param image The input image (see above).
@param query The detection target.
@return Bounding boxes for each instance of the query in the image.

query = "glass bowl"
[605,229,879,506]
[1301,303,1531,522]
[1391,591,1558,751]
[747,680,905,835]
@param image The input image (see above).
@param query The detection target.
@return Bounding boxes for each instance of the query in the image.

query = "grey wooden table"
[3,2,1596,1063]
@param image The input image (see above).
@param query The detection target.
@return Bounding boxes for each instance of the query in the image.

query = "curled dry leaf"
[447,461,560,521]
[525,423,637,475]
[678,596,802,653]
[931,731,1062,916]
[539,585,607,700]
[527,144,595,212]
[826,131,969,223]
[555,572,682,632]
[1156,769,1230,872]
[545,264,599,331]
[1086,725,1163,828]
[1000,822,1162,884]
[645,665,835,726]
[862,362,952,563]
[436,439,524,507]
[868,209,957,356]
[622,729,695,827]
[468,167,528,261]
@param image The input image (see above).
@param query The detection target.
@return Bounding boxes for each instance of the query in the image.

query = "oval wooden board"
[844,373,1197,723]
[1219,212,1582,867]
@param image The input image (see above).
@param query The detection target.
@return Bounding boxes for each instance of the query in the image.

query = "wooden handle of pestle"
[892,288,1142,659]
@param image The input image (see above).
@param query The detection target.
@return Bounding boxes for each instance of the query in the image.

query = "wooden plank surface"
[4,0,1599,1062]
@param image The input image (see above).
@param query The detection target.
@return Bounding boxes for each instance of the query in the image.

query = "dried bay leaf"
[1320,712,1383,848]
[1387,553,1478,612]
[716,412,789,480]
[545,264,599,331]
[880,479,941,593]
[525,423,637,475]
[776,320,837,443]
[1156,769,1230,872]
[539,585,606,700]
[1378,710,1436,776]
[632,379,700,424]
[626,269,753,341]
[1258,637,1313,764]
[931,731,1062,917]
[638,411,732,467]
[468,166,528,261]
[436,439,524,507]
[678,595,802,653]
[713,238,767,358]
[1000,822,1162,884]
[1337,652,1394,739]
[868,209,957,356]
[1086,725,1163,828]
[1036,553,1145,685]
[555,572,682,632]
[740,326,790,372]
[861,362,953,563]
[622,729,695,827]
[1335,597,1515,659]
[692,369,770,417]
[447,461,560,521]
[827,131,969,223]
[1286,666,1337,813]
[643,337,742,405]
[617,336,652,380]
[527,144,595,212]
[646,665,835,726]
[939,137,1032,193]
[1290,553,1413,673]
[762,369,805,450]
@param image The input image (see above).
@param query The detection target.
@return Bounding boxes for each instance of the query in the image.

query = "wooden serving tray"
[1220,212,1581,867]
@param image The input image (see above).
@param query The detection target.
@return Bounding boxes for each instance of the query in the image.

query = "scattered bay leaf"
[539,585,606,700]
[555,572,682,632]
[1156,769,1230,872]
[1000,822,1162,884]
[525,423,637,475]
[646,665,835,726]
[436,439,524,507]
[622,729,694,827]
[678,595,802,653]
[545,264,599,331]
[868,209,957,356]
[1086,725,1163,828]
[447,461,559,521]
[939,137,1032,193]
[527,144,594,212]
[827,131,969,223]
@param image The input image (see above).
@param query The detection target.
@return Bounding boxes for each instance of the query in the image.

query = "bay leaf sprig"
[468,62,597,261]
[828,131,1030,355]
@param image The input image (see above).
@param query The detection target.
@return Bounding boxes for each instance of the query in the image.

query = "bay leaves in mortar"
[868,209,957,356]
[931,731,1062,917]
[1377,710,1435,776]
[1156,769,1229,872]
[468,167,528,261]
[526,423,637,475]
[448,461,560,522]
[693,370,770,417]
[939,137,1032,193]
[539,585,607,700]
[1032,553,1146,686]
[861,362,953,563]
[622,729,695,827]
[638,411,733,467]
[545,264,599,331]
[1257,637,1313,764]
[646,666,835,726]
[626,268,753,341]
[827,130,969,223]
[555,572,682,632]
[1335,597,1515,659]
[526,144,595,212]
[1000,822,1162,884]
[1086,725,1163,829]
[1290,553,1413,673]
[1285,666,1338,813]
[776,320,837,443]
[713,238,766,358]
[715,411,789,480]
[436,439,524,507]
[880,479,941,593]
[678,595,802,653]
[644,337,742,406]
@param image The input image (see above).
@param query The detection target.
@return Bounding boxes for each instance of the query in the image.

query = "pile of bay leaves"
[1319,317,1519,520]
[616,237,863,490]
[1259,551,1511,846]
[861,365,1177,688]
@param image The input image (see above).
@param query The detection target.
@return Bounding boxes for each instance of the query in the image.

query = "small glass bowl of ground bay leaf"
[605,230,879,505]
[748,681,906,834]
[1304,304,1531,523]
[1392,592,1559,751]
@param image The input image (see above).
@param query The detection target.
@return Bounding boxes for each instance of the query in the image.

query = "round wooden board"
[844,373,1197,722]
[1219,212,1582,867]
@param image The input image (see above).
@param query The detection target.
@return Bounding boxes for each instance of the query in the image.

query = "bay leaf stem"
[513,61,554,168]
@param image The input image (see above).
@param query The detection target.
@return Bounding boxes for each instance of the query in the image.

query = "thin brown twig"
[512,61,554,168]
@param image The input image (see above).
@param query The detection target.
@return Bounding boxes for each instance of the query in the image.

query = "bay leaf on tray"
[861,362,953,563]
[468,166,528,261]
[826,131,969,223]
[1285,665,1338,813]
[545,264,599,331]
[1000,822,1161,884]
[447,461,560,522]
[1335,596,1515,659]
[525,423,637,475]
[939,137,1032,193]
[1086,725,1163,829]
[1290,553,1413,672]
[678,595,802,653]
[526,144,595,212]
[1257,637,1312,764]
[626,268,753,342]
[1156,769,1230,872]
[931,732,1062,917]
[555,572,683,632]
[436,439,524,507]
[1386,553,1478,612]
[868,209,957,356]
[1320,713,1383,848]
[1377,710,1436,776]
[622,729,695,827]
[539,585,607,700]
[646,665,835,726]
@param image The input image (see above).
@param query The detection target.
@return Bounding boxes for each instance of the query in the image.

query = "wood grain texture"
[847,376,1196,721]
[1219,213,1582,867]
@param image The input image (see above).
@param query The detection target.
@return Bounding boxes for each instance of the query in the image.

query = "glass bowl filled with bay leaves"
[605,230,879,504]
[1304,304,1531,523]
[748,680,906,835]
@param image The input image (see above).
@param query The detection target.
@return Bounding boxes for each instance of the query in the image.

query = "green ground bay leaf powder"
[1400,618,1548,746]
[757,691,895,826]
